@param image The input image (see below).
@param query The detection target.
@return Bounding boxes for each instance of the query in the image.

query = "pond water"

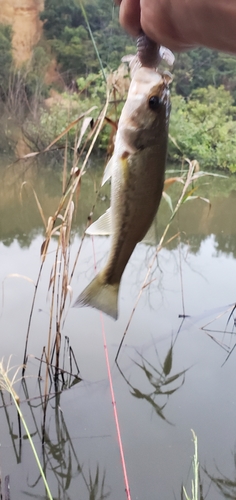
[0,154,236,500]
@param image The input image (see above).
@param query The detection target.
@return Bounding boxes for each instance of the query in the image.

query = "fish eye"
[148,95,160,111]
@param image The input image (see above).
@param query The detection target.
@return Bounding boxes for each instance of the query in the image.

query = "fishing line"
[91,235,132,500]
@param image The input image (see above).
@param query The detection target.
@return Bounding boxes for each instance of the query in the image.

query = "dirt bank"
[0,0,44,64]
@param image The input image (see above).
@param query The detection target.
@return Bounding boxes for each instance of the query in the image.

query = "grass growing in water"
[0,358,53,500]
[183,430,200,500]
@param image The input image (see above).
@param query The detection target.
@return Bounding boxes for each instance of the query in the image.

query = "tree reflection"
[117,344,188,424]
[2,158,236,260]
[214,233,236,259]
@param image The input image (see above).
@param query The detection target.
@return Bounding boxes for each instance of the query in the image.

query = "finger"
[119,0,141,36]
[140,0,193,51]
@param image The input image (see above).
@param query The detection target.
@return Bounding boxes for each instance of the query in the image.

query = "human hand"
[116,0,236,53]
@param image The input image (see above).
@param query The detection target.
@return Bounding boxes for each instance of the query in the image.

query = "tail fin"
[73,272,119,320]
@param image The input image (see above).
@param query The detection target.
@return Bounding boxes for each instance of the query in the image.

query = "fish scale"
[74,39,174,320]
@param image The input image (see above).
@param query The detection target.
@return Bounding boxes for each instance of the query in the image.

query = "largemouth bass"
[74,37,173,320]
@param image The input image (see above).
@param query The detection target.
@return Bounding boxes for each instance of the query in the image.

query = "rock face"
[0,0,44,65]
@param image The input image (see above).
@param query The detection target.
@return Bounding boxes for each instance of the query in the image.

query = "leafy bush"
[174,49,236,102]
[22,72,105,150]
[23,67,125,152]
[169,86,236,172]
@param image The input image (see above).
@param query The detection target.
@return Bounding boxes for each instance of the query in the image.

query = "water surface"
[0,157,236,499]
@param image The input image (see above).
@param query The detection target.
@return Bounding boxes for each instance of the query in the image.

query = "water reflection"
[0,389,22,463]
[205,454,236,499]
[2,156,236,499]
[43,394,110,500]
[117,343,187,424]
[0,156,110,246]
[2,159,236,258]
[1,377,111,500]
[36,335,82,393]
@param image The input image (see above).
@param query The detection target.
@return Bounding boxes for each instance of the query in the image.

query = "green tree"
[174,48,236,101]
[41,0,134,79]
[51,26,98,76]
[169,86,236,171]
[40,0,83,40]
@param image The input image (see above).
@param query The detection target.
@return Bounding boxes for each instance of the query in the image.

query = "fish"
[74,35,174,320]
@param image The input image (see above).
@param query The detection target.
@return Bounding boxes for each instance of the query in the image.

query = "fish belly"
[103,143,166,285]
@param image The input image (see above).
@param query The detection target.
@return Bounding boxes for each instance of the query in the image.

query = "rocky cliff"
[0,0,44,65]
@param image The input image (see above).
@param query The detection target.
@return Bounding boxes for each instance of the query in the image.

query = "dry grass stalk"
[21,81,111,400]
[0,358,21,405]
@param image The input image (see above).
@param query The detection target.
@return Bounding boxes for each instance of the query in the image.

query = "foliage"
[23,44,51,100]
[41,1,236,100]
[23,71,103,149]
[41,0,135,80]
[0,24,13,99]
[24,68,125,151]
[40,0,82,40]
[4,47,51,120]
[38,0,236,171]
[174,48,236,102]
[169,86,236,172]
[1,1,236,171]
[0,26,51,122]
[50,25,98,77]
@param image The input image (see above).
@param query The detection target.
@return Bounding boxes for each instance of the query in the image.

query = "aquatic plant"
[183,430,200,500]
[21,87,111,389]
[0,358,53,500]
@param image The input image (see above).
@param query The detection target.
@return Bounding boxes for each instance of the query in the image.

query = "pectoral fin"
[159,46,175,67]
[86,208,112,235]
[102,157,113,186]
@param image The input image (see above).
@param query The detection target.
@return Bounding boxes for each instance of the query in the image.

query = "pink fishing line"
[91,236,132,500]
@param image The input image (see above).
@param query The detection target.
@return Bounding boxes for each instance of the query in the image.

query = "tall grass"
[23,92,109,378]
[19,6,130,386]
[21,82,112,394]
[14,6,130,437]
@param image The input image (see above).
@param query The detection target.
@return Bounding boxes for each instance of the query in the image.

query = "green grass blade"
[0,361,53,500]
[78,1,106,83]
